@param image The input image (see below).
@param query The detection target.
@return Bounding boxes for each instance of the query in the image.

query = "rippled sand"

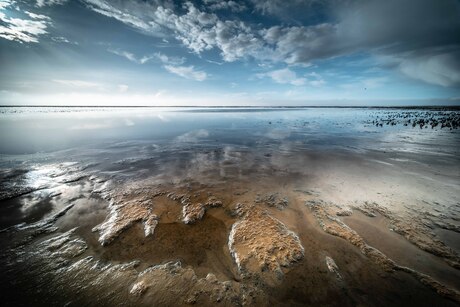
[0,107,459,306]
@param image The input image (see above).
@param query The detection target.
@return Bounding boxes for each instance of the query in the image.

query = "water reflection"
[1,107,458,159]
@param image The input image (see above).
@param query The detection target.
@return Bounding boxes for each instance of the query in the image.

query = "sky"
[0,0,459,106]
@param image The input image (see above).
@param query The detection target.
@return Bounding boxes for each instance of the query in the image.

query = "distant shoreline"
[1,105,460,110]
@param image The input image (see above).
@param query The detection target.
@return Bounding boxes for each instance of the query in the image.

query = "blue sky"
[1,0,459,106]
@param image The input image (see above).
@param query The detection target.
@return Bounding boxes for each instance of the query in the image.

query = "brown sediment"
[182,197,223,224]
[5,226,266,306]
[130,261,267,306]
[69,178,460,304]
[353,201,460,269]
[2,172,460,306]
[228,206,304,283]
[435,228,460,255]
[325,256,341,279]
[182,202,207,224]
[92,199,159,246]
[306,199,397,271]
[91,183,167,245]
[306,198,460,303]
[93,213,235,280]
[343,210,460,291]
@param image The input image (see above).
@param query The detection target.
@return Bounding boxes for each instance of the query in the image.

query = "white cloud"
[51,36,77,44]
[0,11,49,43]
[36,0,68,7]
[108,48,139,63]
[309,80,325,87]
[0,1,13,10]
[153,52,185,65]
[153,3,218,53]
[108,48,184,65]
[203,0,246,12]
[257,68,327,87]
[156,4,269,62]
[69,122,112,130]
[86,1,267,62]
[83,0,163,36]
[81,0,460,87]
[257,68,307,86]
[53,80,134,92]
[307,72,326,87]
[24,11,50,20]
[118,84,129,92]
[164,65,207,81]
[52,79,104,89]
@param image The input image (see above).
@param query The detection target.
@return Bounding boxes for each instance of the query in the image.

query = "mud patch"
[228,206,304,284]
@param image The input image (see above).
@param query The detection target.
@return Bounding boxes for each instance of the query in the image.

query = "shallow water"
[1,107,459,306]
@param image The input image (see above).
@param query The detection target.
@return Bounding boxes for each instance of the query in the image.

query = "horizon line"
[1,105,460,109]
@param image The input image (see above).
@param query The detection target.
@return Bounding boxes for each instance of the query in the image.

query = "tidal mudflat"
[1,106,459,306]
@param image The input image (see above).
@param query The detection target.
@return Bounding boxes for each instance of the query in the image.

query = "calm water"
[1,106,458,227]
[1,106,458,155]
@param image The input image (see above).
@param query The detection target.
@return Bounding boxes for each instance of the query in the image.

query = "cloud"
[164,65,207,81]
[260,0,460,87]
[393,51,460,87]
[36,0,67,7]
[51,36,77,44]
[53,80,133,92]
[258,68,306,86]
[108,48,184,65]
[52,79,104,89]
[0,1,12,10]
[307,72,326,87]
[118,84,129,92]
[107,48,141,63]
[0,1,53,43]
[69,122,112,130]
[156,3,273,63]
[0,11,49,43]
[153,3,218,53]
[24,11,50,20]
[203,0,246,12]
[76,0,460,87]
[262,24,339,64]
[153,52,185,65]
[249,0,332,23]
[85,1,266,62]
[82,0,165,36]
[257,68,326,87]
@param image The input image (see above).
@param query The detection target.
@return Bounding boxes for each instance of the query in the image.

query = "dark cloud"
[334,0,460,86]
[249,0,336,24]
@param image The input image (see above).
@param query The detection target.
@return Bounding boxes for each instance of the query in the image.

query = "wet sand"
[0,107,459,306]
